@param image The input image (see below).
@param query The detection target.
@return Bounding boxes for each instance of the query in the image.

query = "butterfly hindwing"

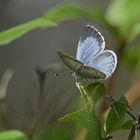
[89,50,117,78]
[78,65,106,79]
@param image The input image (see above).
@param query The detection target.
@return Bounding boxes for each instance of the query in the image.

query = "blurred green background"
[0,0,140,139]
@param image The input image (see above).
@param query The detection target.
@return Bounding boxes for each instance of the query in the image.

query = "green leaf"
[121,120,133,129]
[85,82,106,105]
[106,0,140,35]
[0,4,105,46]
[0,18,56,46]
[86,110,102,140]
[105,95,128,134]
[59,108,102,140]
[59,108,89,127]
[0,130,28,140]
[44,4,105,25]
[76,82,106,112]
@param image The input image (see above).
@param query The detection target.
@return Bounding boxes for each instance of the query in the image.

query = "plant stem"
[28,69,45,140]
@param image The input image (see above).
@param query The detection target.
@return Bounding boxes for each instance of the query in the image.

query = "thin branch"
[28,63,63,139]
[127,125,135,140]
[28,68,45,140]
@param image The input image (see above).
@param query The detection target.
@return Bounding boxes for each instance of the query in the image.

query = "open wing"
[89,50,117,79]
[76,25,105,65]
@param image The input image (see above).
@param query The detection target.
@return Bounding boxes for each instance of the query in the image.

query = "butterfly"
[57,25,117,80]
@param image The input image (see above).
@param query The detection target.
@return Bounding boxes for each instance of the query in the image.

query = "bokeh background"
[0,0,140,140]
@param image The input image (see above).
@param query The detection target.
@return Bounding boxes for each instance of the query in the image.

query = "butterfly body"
[57,25,117,80]
[57,51,106,79]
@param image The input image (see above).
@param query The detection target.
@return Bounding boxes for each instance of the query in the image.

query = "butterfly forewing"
[76,25,105,63]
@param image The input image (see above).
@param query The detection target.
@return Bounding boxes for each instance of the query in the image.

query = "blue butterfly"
[57,25,117,80]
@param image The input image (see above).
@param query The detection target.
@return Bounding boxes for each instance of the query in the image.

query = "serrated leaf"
[105,95,128,134]
[0,4,105,46]
[122,120,133,129]
[0,130,28,140]
[59,108,89,127]
[85,82,106,105]
[106,0,140,35]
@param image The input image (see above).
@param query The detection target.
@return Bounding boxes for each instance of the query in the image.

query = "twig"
[29,68,45,140]
[126,111,136,121]
[0,70,13,129]
[127,125,135,140]
[28,63,63,139]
